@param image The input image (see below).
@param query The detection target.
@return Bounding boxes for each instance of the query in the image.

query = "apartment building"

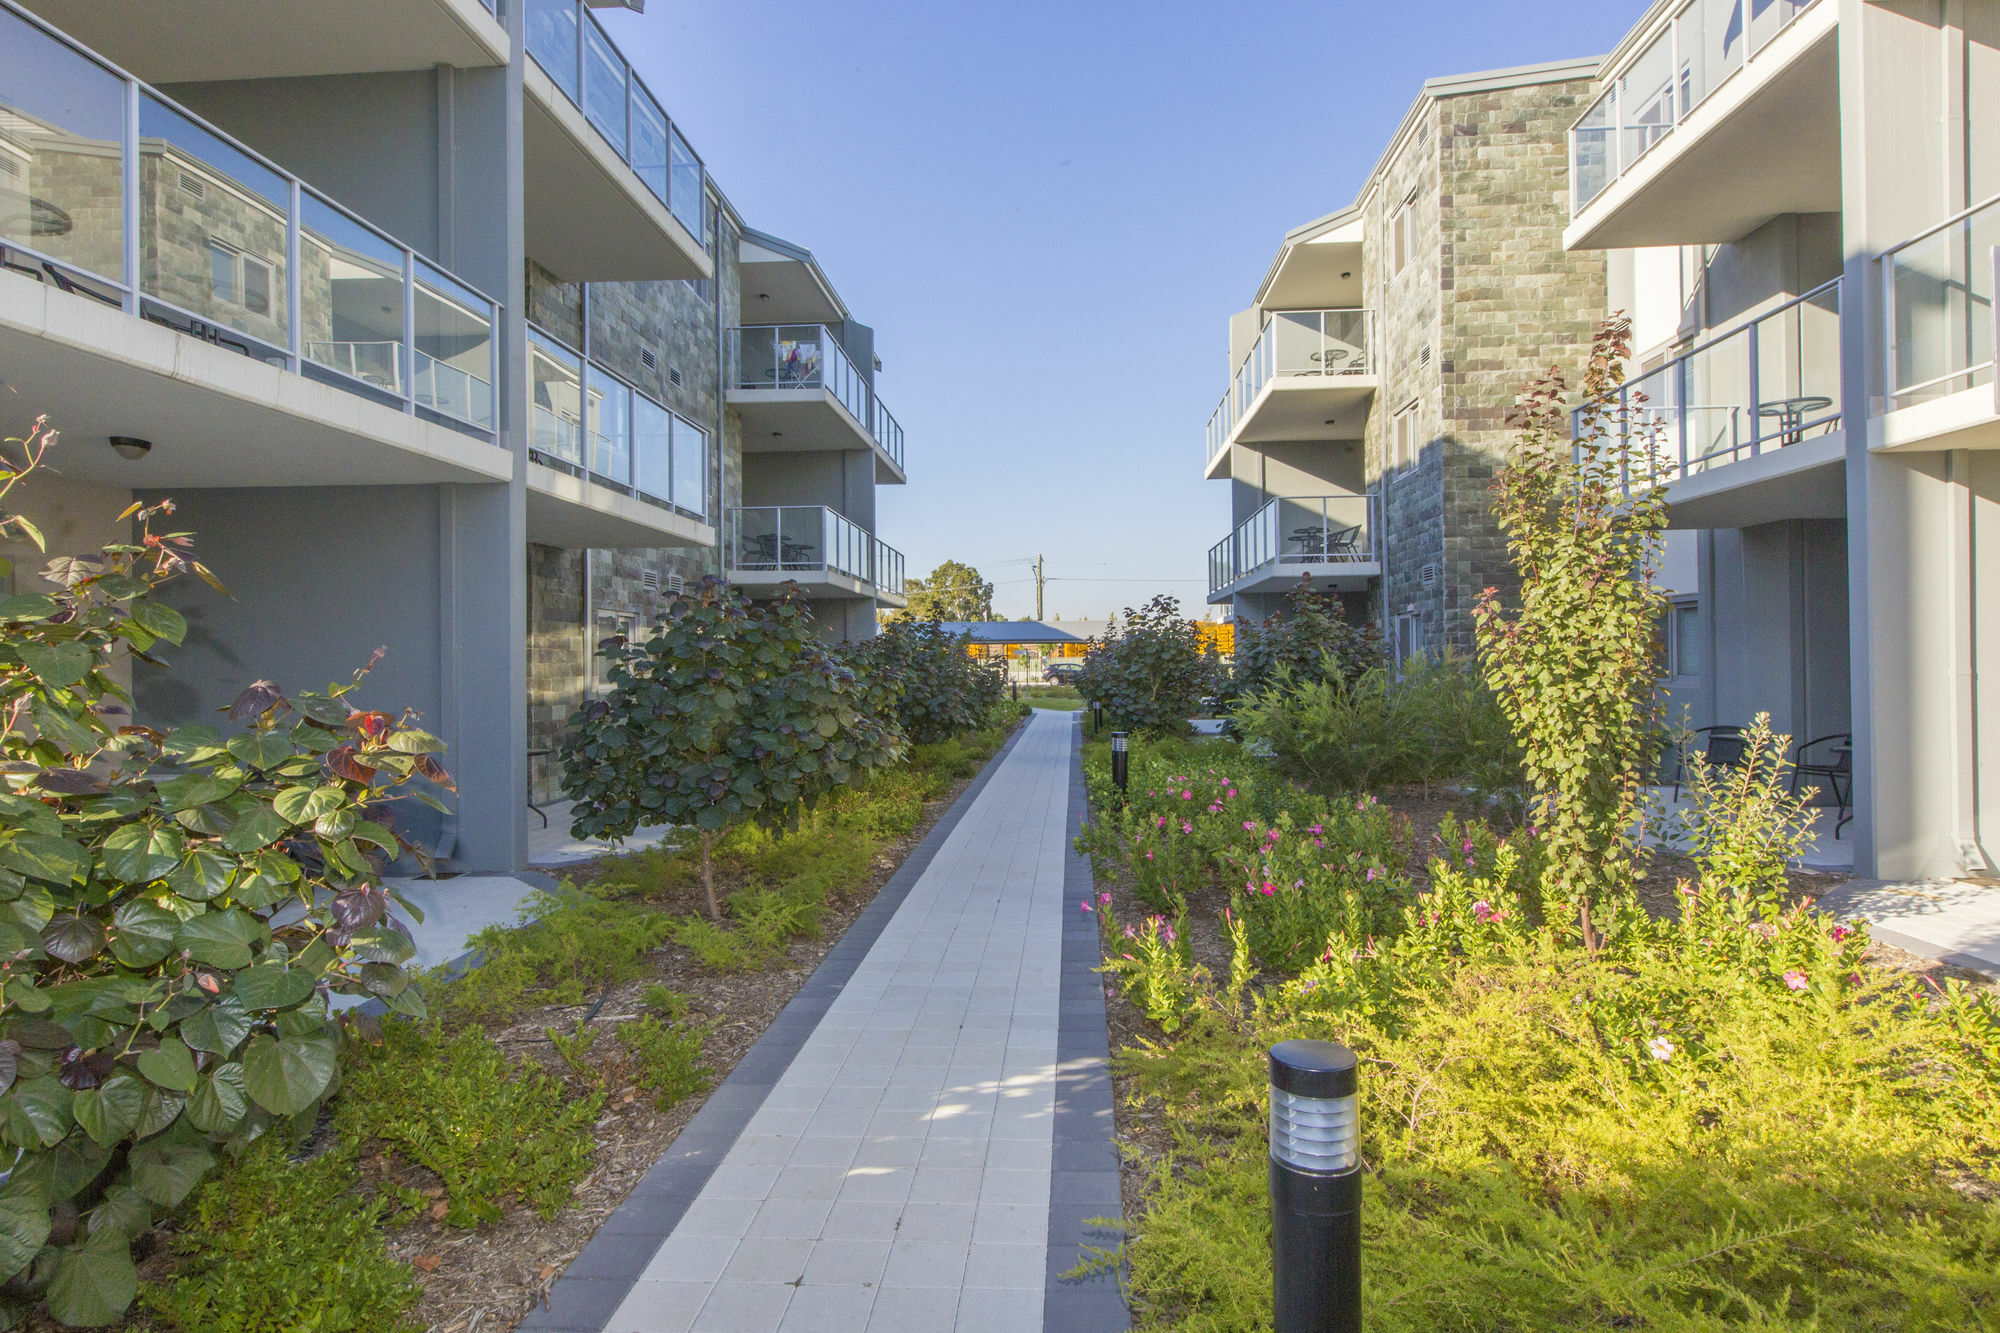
[1204,60,1613,658]
[0,0,907,870]
[1566,0,1998,881]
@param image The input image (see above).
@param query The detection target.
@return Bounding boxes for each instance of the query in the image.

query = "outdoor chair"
[1671,724,1748,799]
[1326,524,1361,557]
[1790,732,1852,838]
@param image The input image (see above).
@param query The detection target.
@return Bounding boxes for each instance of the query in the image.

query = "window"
[593,609,638,693]
[1391,400,1421,473]
[208,242,271,316]
[1393,613,1424,666]
[1391,189,1418,275]
[1662,598,1702,678]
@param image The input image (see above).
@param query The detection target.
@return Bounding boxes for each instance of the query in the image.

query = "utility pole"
[1034,554,1045,622]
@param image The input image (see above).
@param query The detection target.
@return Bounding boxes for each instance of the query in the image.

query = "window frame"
[208,240,273,317]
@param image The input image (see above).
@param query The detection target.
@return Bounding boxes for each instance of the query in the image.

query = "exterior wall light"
[1268,1038,1361,1332]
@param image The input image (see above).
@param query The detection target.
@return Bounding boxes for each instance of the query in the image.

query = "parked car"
[1043,661,1084,685]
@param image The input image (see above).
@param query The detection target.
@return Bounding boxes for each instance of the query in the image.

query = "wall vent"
[640,570,662,593]
[0,157,17,178]
[1418,343,1432,369]
[1420,563,1439,586]
[664,574,686,595]
[668,365,683,387]
[178,172,206,201]
[639,347,657,370]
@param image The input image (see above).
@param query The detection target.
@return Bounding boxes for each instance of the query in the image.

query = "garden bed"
[105,711,1026,1333]
[1074,732,2000,1331]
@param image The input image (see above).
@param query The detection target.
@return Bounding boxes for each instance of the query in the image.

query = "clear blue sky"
[603,1,1639,621]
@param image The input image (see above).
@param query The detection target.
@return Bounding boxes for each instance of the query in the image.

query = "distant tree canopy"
[902,559,995,622]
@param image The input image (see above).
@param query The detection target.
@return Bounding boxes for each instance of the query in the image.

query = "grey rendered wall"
[1701,518,1849,751]
[1230,441,1366,525]
[132,486,451,851]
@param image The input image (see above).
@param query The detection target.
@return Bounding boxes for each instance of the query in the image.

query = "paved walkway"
[525,708,1126,1333]
[1820,877,2000,977]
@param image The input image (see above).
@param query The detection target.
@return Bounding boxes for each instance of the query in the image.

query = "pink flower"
[1147,790,1156,798]
[1225,788,1237,798]
[1783,970,1809,991]
[1471,899,1494,922]
[1830,924,1853,943]
[1080,900,1093,913]
[1098,892,1111,908]
[1243,821,1255,831]
[1123,925,1136,939]
[1181,821,1193,834]
[1180,791,1192,801]
[1309,824,1324,836]
[1462,837,1475,855]
[1208,802,1223,813]
[1647,1036,1676,1061]
[1143,851,1154,861]
[1365,867,1379,882]
[1266,829,1282,843]
[1260,882,1277,897]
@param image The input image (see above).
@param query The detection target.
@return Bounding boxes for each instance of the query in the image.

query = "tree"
[1072,595,1218,737]
[844,617,1004,745]
[560,580,901,919]
[0,416,444,1327]
[1473,317,1669,953]
[1223,579,1383,706]
[901,560,994,622]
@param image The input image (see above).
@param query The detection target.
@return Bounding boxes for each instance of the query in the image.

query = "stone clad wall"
[1363,75,1607,658]
[1434,76,1606,656]
[523,204,745,802]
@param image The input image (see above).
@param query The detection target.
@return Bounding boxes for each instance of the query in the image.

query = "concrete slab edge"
[518,718,1035,1332]
[1045,716,1131,1332]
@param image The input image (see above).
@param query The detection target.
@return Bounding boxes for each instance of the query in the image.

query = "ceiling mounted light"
[109,436,152,460]
[1341,271,1351,279]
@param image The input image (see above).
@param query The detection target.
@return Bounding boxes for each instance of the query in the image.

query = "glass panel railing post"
[122,77,140,311]
[1746,315,1761,456]
[573,0,586,109]
[400,248,417,413]
[285,180,302,371]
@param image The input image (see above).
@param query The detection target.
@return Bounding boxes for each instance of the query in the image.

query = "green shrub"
[615,1015,712,1109]
[0,418,446,1326]
[1231,652,1517,796]
[1222,581,1382,705]
[1072,595,1218,737]
[666,915,760,972]
[561,578,901,918]
[432,884,676,1022]
[638,984,691,1020]
[337,1021,599,1228]
[142,1134,418,1333]
[1666,712,1818,902]
[846,616,1004,744]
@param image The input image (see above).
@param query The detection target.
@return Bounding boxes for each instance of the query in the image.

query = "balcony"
[524,324,715,549]
[1207,494,1380,604]
[1566,0,1837,251]
[15,0,505,83]
[728,507,906,605]
[1581,280,1844,528]
[728,325,907,482]
[0,3,511,490]
[1877,193,2000,452]
[1203,309,1374,481]
[522,0,709,283]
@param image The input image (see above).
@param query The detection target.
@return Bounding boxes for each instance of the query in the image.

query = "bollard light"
[1268,1039,1361,1333]
[1110,730,1128,794]
[1012,681,1019,702]
[1091,700,1104,736]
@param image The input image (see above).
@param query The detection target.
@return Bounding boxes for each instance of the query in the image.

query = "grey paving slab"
[1818,877,2000,976]
[530,710,1130,1333]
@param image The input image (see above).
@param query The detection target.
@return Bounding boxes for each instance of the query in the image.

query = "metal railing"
[1575,279,1841,487]
[0,0,501,439]
[1206,309,1372,468]
[1884,193,2000,411]
[527,323,708,520]
[1207,493,1380,598]
[1571,0,1821,215]
[523,0,706,243]
[728,324,906,471]
[729,506,903,594]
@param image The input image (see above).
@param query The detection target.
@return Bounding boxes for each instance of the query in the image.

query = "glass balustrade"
[1205,309,1372,467]
[1885,194,2000,410]
[1571,0,1820,214]
[729,507,901,592]
[526,323,710,520]
[0,2,499,438]
[730,324,905,468]
[1207,494,1381,598]
[522,0,706,244]
[1575,279,1841,486]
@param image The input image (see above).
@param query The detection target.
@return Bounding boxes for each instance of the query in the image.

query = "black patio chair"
[1671,724,1748,799]
[1790,732,1852,838]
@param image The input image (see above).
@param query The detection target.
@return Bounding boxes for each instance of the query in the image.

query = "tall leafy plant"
[1073,595,1217,736]
[0,416,447,1326]
[1223,580,1381,706]
[1473,319,1669,951]
[845,616,1003,744]
[560,579,901,919]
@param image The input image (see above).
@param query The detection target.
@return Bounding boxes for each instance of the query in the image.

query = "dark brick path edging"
[519,721,1032,1332]
[1042,717,1131,1331]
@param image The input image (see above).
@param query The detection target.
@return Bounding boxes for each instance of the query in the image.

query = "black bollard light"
[1091,700,1104,736]
[1110,731,1128,794]
[1268,1039,1361,1333]
[1012,681,1019,702]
